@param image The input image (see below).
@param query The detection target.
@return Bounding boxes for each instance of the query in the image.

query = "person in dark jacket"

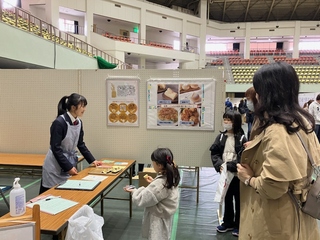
[40,93,102,194]
[210,110,247,237]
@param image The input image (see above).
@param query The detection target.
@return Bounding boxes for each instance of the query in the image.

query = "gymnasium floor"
[0,165,320,239]
[0,166,231,240]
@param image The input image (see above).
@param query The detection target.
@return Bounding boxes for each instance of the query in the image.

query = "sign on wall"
[106,77,140,126]
[147,78,215,130]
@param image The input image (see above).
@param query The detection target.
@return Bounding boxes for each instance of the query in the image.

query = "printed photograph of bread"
[158,107,178,123]
[180,108,200,126]
[109,103,119,113]
[180,84,190,91]
[128,113,137,123]
[157,84,179,104]
[190,92,201,103]
[163,88,178,101]
[180,83,200,94]
[157,83,166,93]
[109,113,119,123]
[190,84,200,90]
[127,103,137,114]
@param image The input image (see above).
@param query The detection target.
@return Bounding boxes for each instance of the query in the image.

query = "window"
[3,0,20,8]
[205,43,227,52]
[59,19,75,33]
[173,40,180,50]
[299,42,320,50]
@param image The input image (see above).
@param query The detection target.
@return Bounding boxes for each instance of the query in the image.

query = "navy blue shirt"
[50,113,95,171]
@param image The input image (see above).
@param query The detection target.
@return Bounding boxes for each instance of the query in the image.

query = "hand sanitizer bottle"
[9,178,26,217]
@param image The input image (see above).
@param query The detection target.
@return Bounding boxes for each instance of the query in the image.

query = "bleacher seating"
[250,49,285,55]
[210,58,224,66]
[103,32,133,43]
[232,66,260,83]
[294,66,320,83]
[274,56,319,65]
[299,50,320,55]
[1,9,96,57]
[206,50,239,56]
[229,56,269,65]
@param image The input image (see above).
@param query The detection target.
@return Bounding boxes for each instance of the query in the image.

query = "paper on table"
[27,194,52,204]
[27,196,78,215]
[114,162,128,165]
[101,159,115,164]
[56,180,100,191]
[82,175,108,182]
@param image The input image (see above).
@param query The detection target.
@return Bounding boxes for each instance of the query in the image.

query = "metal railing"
[0,1,130,69]
[94,26,199,54]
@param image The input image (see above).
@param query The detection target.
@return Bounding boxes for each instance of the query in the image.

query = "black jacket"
[50,113,95,171]
[209,132,247,173]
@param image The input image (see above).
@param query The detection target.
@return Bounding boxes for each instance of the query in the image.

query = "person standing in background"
[238,99,246,124]
[237,62,320,239]
[225,97,233,111]
[244,87,258,140]
[233,104,238,112]
[303,99,314,111]
[308,94,320,142]
[40,93,102,194]
[210,110,247,237]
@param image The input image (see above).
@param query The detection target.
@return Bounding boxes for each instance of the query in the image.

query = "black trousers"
[39,178,50,194]
[223,176,240,229]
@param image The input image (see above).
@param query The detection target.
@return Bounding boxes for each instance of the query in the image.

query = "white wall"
[0,68,225,167]
[0,22,98,69]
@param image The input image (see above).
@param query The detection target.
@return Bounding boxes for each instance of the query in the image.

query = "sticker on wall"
[147,78,215,130]
[106,77,140,126]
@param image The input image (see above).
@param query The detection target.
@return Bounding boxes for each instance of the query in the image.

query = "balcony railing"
[0,1,130,69]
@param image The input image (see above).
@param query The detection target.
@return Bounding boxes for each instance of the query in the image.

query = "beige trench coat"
[240,123,320,240]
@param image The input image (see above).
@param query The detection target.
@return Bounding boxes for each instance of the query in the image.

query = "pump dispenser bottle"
[9,177,26,217]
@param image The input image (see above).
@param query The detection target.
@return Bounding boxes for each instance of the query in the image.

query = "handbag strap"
[288,131,314,240]
[296,132,320,176]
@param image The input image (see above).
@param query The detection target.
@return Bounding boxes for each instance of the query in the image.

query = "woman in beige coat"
[237,62,320,240]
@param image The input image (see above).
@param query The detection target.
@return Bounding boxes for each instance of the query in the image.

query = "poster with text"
[147,79,215,130]
[106,77,139,126]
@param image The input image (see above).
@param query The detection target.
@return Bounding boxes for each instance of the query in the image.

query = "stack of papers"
[56,180,100,191]
[27,196,78,215]
[82,175,108,182]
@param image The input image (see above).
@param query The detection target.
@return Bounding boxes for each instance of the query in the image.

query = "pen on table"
[45,196,61,201]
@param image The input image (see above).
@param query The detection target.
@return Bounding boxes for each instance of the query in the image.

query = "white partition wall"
[0,68,225,167]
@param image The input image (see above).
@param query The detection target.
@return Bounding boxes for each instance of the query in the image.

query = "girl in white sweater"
[124,148,180,240]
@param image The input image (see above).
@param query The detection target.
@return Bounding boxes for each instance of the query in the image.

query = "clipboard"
[55,180,100,191]
[27,196,78,215]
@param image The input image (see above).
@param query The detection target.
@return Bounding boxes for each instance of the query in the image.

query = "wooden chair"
[0,204,40,240]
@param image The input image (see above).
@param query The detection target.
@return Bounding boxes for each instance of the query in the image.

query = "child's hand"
[146,176,154,183]
[123,185,136,192]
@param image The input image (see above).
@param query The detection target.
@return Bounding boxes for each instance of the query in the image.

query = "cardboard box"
[138,168,157,187]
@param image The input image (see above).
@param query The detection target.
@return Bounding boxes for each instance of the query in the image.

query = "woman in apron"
[40,93,101,194]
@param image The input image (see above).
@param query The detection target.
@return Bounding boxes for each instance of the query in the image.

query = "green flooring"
[0,167,319,239]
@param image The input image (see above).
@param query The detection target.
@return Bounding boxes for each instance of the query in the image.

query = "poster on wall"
[106,77,140,126]
[147,78,215,130]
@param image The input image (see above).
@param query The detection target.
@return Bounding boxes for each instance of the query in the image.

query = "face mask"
[247,100,254,112]
[223,123,233,131]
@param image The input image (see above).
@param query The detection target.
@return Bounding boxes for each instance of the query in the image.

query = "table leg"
[129,165,133,218]
[196,166,200,204]
[101,193,104,216]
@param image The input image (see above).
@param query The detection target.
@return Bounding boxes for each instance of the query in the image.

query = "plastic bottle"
[9,177,26,217]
